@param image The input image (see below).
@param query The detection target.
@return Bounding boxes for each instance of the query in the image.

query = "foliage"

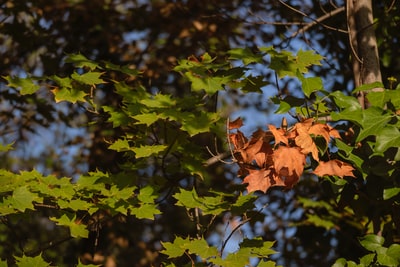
[0,1,399,266]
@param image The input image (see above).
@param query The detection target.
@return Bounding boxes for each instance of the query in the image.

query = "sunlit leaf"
[132,145,167,158]
[12,186,41,212]
[50,213,89,238]
[51,87,88,103]
[71,71,105,85]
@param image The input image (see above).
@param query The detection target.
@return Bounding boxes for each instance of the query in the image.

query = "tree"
[0,0,399,266]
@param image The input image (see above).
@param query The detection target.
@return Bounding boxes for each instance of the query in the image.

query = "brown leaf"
[308,123,341,143]
[313,159,355,178]
[243,168,285,193]
[269,124,288,146]
[229,130,247,149]
[228,117,243,129]
[295,123,319,161]
[273,146,306,179]
[254,142,274,167]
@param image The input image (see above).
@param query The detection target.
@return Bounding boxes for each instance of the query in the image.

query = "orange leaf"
[229,130,247,149]
[295,123,319,161]
[313,159,355,178]
[308,123,341,143]
[243,168,285,193]
[269,124,288,146]
[273,146,306,179]
[228,117,243,129]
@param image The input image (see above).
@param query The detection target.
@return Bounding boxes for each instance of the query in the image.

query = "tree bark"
[347,0,382,108]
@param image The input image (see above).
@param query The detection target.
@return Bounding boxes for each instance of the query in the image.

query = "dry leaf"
[295,124,319,161]
[228,117,243,129]
[313,159,355,178]
[269,124,289,146]
[273,146,306,179]
[229,130,247,149]
[243,168,285,193]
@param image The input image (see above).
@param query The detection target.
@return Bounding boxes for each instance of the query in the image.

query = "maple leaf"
[243,168,285,193]
[229,130,247,149]
[273,146,306,184]
[313,159,355,178]
[253,142,274,168]
[269,124,288,146]
[308,123,341,143]
[294,123,319,161]
[229,117,243,129]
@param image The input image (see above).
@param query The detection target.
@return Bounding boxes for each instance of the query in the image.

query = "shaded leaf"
[64,53,100,70]
[14,254,50,267]
[4,76,40,95]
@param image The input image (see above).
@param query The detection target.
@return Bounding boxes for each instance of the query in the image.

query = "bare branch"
[277,0,347,37]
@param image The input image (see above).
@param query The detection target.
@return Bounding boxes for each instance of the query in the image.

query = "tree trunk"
[347,0,382,108]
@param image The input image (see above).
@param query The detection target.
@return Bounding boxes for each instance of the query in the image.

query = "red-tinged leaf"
[313,159,355,178]
[295,123,319,161]
[243,169,285,193]
[229,117,243,129]
[273,146,306,179]
[229,130,247,149]
[269,124,288,146]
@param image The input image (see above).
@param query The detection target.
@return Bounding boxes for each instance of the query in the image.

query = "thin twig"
[290,6,346,38]
[219,217,251,257]
[278,0,347,37]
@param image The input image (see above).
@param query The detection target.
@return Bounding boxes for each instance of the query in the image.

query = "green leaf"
[297,71,323,98]
[132,145,167,158]
[71,71,105,85]
[108,139,131,152]
[383,187,400,200]
[4,76,40,95]
[360,253,375,266]
[64,53,100,70]
[140,93,176,108]
[296,49,323,70]
[131,203,161,219]
[241,75,269,93]
[103,106,131,127]
[353,81,384,93]
[272,96,304,114]
[305,214,336,230]
[102,61,140,76]
[0,142,14,152]
[12,186,40,212]
[228,47,263,65]
[50,213,89,238]
[356,107,392,142]
[51,75,73,88]
[375,126,400,153]
[161,236,218,260]
[332,258,347,267]
[14,254,50,267]
[377,246,399,267]
[360,234,385,252]
[51,87,88,103]
[132,112,159,126]
[330,91,362,111]
[179,111,220,136]
[185,72,224,95]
